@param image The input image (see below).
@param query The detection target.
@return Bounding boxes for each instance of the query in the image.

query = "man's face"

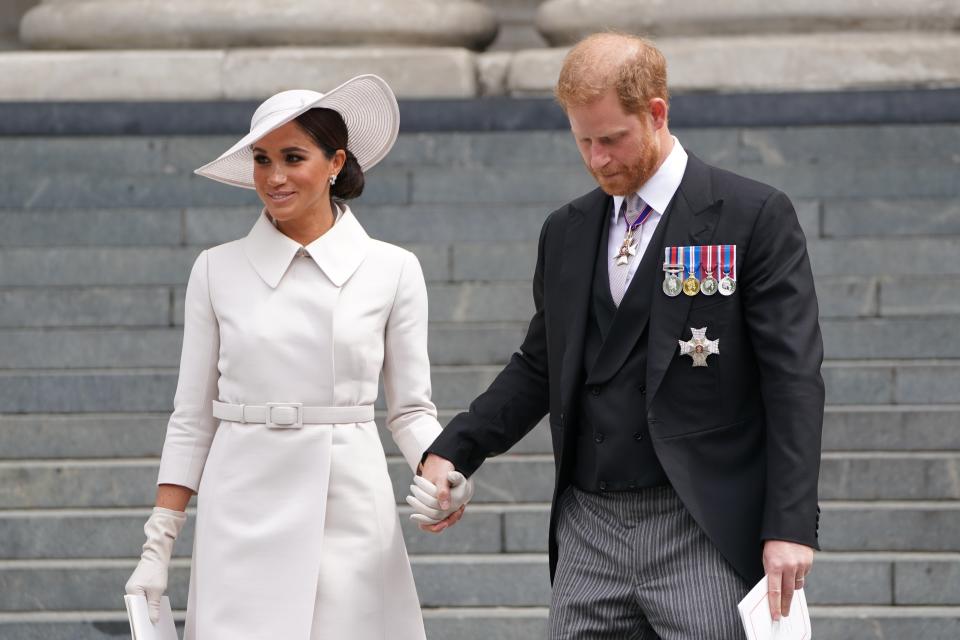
[567,88,661,196]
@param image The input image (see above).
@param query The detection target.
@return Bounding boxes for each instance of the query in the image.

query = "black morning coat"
[426,153,825,583]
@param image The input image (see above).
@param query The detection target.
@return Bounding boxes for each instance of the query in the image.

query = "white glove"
[125,507,186,623]
[406,471,474,525]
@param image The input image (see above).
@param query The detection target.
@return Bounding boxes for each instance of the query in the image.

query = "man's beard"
[591,139,661,196]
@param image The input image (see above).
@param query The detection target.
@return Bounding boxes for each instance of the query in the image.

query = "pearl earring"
[329,174,337,186]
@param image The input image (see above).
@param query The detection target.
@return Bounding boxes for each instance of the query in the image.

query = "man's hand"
[416,454,462,533]
[763,540,814,620]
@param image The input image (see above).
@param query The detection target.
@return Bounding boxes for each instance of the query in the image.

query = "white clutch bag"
[123,595,180,640]
[737,576,811,640]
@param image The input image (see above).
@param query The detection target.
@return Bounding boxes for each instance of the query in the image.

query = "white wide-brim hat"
[195,74,399,189]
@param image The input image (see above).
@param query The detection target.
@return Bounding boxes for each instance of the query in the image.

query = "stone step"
[2,442,958,507]
[0,275,953,330]
[4,126,960,177]
[1,606,959,640]
[2,501,958,561]
[2,359,958,412]
[2,405,958,461]
[0,324,529,369]
[1,551,959,611]
[2,315,955,369]
[5,156,960,215]
[4,233,960,290]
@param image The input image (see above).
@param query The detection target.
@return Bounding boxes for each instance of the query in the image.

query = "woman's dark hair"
[294,107,365,200]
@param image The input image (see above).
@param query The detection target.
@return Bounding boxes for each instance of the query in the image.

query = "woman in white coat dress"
[124,75,469,640]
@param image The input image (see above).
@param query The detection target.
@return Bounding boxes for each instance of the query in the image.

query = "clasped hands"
[406,454,473,532]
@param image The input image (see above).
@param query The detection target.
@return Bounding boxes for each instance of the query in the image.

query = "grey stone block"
[403,244,452,283]
[816,277,878,318]
[427,283,534,322]
[822,408,960,451]
[425,612,549,640]
[0,209,182,247]
[896,560,960,605]
[428,323,526,366]
[821,318,960,359]
[0,462,157,508]
[350,167,412,206]
[896,365,960,404]
[412,557,551,607]
[738,163,960,200]
[0,329,182,369]
[824,198,960,238]
[0,174,260,210]
[0,247,201,286]
[386,131,582,169]
[806,556,892,605]
[183,207,259,245]
[0,414,169,459]
[427,366,500,410]
[795,198,821,241]
[360,204,550,244]
[0,511,194,560]
[808,238,960,277]
[822,364,894,405]
[0,137,195,178]
[504,507,550,552]
[881,276,960,317]
[0,622,142,640]
[820,453,960,500]
[401,509,503,554]
[411,167,597,205]
[0,563,190,611]
[0,287,170,328]
[0,371,177,413]
[812,614,960,640]
[452,243,537,281]
[739,126,960,169]
[820,505,960,552]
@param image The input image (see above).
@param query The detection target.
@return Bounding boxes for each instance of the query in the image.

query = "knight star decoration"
[616,239,637,266]
[679,327,719,367]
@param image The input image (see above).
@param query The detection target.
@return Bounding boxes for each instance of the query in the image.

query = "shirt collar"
[243,204,369,288]
[612,136,689,221]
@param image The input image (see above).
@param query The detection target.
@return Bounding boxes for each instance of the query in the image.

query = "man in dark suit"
[419,32,824,638]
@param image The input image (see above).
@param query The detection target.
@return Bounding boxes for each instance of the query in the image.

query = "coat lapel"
[558,188,611,412]
[646,154,724,404]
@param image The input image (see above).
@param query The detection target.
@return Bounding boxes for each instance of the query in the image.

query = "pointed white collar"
[243,204,369,288]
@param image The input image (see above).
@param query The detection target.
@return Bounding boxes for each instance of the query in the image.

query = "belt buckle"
[265,402,303,429]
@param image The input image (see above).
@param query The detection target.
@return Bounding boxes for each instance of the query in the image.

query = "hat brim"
[194,75,400,189]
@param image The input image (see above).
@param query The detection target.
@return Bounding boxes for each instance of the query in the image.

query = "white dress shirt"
[608,137,688,291]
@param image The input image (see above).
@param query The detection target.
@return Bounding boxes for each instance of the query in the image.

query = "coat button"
[590,386,601,396]
[595,433,605,443]
[639,385,646,394]
[599,481,607,491]
[633,432,643,441]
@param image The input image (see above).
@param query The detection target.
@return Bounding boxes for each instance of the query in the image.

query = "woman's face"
[251,121,345,223]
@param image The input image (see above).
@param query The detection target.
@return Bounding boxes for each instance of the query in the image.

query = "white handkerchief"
[123,595,180,640]
[737,576,811,640]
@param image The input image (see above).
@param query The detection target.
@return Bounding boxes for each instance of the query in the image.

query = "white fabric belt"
[212,400,374,429]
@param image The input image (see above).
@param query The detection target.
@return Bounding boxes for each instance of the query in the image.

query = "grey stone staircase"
[1,124,959,639]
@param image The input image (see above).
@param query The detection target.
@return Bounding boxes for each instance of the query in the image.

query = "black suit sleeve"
[425,213,554,476]
[741,190,825,548]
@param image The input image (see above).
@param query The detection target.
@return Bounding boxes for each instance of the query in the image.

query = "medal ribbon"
[625,204,654,234]
[720,244,737,279]
[685,246,700,280]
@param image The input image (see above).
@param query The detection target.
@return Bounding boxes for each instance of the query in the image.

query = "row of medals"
[662,263,736,298]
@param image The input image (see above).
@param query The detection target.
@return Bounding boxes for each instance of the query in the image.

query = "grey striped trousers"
[548,485,749,640]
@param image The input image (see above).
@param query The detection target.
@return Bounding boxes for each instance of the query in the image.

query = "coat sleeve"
[425,213,553,476]
[382,251,444,472]
[741,190,825,548]
[156,250,221,492]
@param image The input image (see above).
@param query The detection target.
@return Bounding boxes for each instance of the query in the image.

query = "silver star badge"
[679,327,719,367]
[615,242,637,266]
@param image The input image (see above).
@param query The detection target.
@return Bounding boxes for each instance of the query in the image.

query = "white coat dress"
[156,206,441,640]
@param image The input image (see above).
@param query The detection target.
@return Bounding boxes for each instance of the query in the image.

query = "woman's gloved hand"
[406,471,474,525]
[125,507,187,623]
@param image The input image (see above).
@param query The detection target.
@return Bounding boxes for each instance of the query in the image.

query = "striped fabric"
[549,485,749,640]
